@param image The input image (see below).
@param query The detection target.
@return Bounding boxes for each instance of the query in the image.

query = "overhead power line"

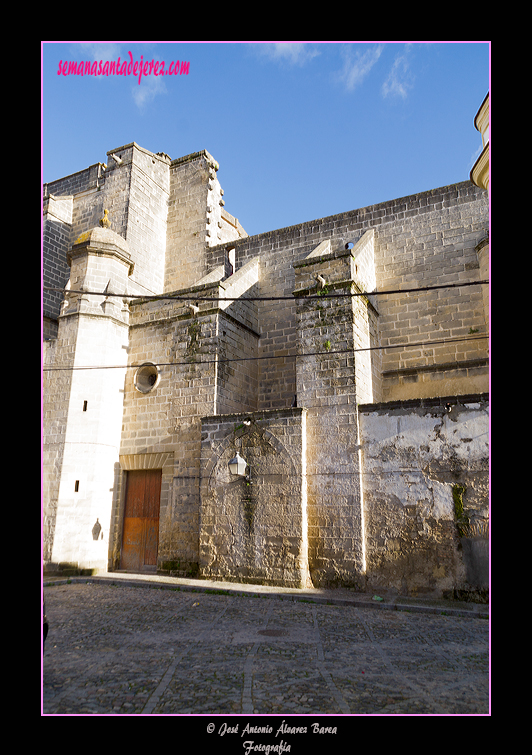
[43,334,488,371]
[43,279,488,303]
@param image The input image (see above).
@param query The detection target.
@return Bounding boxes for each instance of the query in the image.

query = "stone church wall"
[205,181,488,409]
[359,394,489,597]
[200,409,310,588]
[43,142,489,596]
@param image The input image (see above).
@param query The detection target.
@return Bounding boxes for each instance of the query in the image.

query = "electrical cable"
[42,334,488,371]
[43,279,489,372]
[43,279,488,302]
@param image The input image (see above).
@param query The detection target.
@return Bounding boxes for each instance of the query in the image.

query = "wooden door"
[120,469,162,572]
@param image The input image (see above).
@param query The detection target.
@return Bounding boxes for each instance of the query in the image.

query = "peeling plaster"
[359,399,489,594]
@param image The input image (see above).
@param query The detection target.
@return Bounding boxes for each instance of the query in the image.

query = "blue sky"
[42,42,489,238]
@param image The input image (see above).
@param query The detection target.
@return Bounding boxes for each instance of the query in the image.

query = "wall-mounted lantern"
[228,452,251,482]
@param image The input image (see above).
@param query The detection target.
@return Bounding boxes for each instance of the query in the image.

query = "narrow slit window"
[226,246,235,277]
[83,401,88,411]
[75,480,80,492]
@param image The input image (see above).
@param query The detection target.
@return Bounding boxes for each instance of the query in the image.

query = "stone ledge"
[382,357,488,378]
[358,392,489,413]
[201,407,307,425]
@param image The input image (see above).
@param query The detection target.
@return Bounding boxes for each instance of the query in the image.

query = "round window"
[134,363,160,393]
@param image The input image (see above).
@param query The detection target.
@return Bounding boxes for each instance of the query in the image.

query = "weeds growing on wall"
[452,484,469,538]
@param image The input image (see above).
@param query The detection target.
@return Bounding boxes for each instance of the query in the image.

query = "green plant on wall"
[186,320,201,361]
[452,484,469,537]
[324,340,332,352]
[242,497,254,531]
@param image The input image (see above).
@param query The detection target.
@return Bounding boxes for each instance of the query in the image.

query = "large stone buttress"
[292,231,379,587]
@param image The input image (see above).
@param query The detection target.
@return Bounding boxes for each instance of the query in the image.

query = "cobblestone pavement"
[42,581,489,716]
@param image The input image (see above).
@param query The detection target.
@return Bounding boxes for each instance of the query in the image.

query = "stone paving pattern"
[42,582,489,715]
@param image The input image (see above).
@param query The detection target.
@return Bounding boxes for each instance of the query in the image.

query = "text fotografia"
[209,720,338,750]
[57,52,190,84]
